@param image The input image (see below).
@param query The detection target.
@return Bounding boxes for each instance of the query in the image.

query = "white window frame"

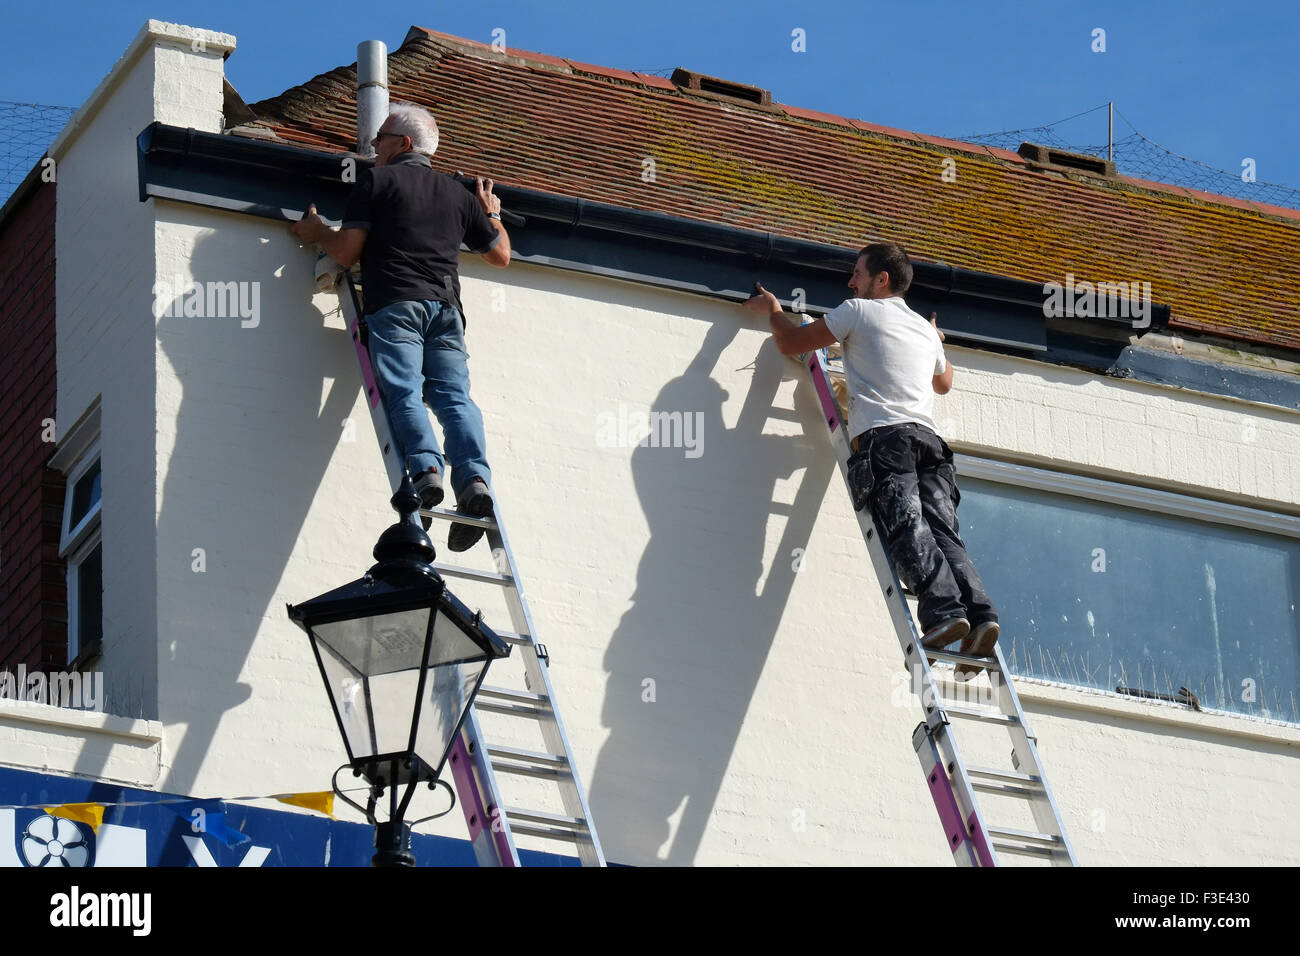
[59,439,101,558]
[64,526,101,665]
[955,455,1300,541]
[50,401,103,668]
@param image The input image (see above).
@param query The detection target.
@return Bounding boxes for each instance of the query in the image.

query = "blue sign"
[0,767,573,866]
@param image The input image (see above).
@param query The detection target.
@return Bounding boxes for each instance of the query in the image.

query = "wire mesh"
[1,100,76,204]
[952,102,1300,209]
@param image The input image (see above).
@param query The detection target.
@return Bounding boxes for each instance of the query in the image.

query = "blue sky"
[4,0,1299,194]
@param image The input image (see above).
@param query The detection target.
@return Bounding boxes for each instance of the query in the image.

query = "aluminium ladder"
[803,345,1077,866]
[330,266,605,866]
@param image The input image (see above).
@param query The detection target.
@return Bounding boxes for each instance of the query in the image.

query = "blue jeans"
[364,299,490,499]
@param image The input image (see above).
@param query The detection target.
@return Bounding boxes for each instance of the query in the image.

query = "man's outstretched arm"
[744,283,837,356]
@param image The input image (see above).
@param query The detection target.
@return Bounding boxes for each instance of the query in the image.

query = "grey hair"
[385,102,440,156]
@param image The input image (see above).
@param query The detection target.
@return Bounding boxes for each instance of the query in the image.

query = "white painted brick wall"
[48,24,233,739]
[56,37,164,721]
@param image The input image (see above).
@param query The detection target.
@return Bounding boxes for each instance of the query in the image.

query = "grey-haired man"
[293,103,510,551]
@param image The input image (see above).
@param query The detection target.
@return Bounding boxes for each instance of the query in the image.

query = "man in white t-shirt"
[744,242,998,678]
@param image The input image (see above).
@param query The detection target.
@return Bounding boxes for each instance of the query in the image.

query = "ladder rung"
[492,629,532,646]
[506,823,584,844]
[986,826,1065,850]
[967,765,1041,786]
[970,778,1043,799]
[926,648,1002,672]
[478,685,549,705]
[943,704,1020,725]
[432,562,514,587]
[489,745,571,779]
[473,699,550,719]
[504,807,589,832]
[474,685,553,719]
[989,841,1063,859]
[419,505,499,530]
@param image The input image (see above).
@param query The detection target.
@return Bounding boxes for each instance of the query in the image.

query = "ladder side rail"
[448,714,523,866]
[803,348,999,866]
[988,643,1079,865]
[484,507,607,866]
[340,274,406,488]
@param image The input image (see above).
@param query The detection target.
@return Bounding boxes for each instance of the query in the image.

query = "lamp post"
[287,476,510,866]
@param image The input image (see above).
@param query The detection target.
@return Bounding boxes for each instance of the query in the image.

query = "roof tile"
[633,72,678,90]
[565,59,642,84]
[780,104,854,129]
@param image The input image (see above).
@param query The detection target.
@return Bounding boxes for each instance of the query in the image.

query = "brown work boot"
[921,617,970,650]
[955,621,1000,681]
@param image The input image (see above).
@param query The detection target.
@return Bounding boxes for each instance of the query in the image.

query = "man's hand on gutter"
[930,311,945,342]
[290,203,366,268]
[742,282,783,318]
[476,177,512,268]
[290,204,329,244]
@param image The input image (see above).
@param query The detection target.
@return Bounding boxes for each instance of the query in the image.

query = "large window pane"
[959,477,1300,724]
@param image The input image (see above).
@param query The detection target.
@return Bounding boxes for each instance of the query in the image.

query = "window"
[956,457,1300,725]
[59,445,102,666]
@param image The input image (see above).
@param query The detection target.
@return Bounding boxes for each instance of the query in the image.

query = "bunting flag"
[163,801,252,847]
[275,792,335,818]
[1,788,347,821]
[49,803,106,833]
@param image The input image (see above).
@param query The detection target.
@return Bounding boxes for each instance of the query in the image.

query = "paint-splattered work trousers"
[847,423,998,633]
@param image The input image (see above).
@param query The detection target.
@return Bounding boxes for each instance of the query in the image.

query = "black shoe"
[413,468,444,530]
[447,479,493,552]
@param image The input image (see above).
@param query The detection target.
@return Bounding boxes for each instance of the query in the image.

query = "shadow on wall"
[73,229,358,791]
[588,317,834,865]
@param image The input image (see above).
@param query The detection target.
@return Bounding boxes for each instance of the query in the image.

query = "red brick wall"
[0,180,66,670]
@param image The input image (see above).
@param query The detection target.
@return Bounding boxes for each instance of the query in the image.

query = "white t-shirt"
[822,296,948,438]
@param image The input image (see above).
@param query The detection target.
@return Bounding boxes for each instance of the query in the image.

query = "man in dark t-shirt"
[292,103,510,551]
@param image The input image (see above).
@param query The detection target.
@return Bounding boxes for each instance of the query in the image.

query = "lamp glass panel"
[427,606,492,668]
[412,660,487,772]
[314,608,432,678]
[314,637,377,760]
[410,611,492,769]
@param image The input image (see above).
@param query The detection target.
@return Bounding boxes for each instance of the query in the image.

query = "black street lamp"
[287,476,510,866]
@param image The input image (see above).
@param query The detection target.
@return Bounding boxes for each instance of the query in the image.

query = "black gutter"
[137,122,1193,368]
